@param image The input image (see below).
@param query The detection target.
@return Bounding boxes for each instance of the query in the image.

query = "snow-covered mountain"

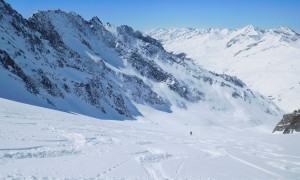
[0,0,280,124]
[146,26,300,112]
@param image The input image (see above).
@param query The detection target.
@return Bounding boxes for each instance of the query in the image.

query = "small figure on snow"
[190,131,192,136]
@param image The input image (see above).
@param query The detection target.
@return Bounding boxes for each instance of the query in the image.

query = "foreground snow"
[0,98,299,179]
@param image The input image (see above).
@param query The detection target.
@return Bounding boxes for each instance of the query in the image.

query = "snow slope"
[146,26,300,112]
[0,0,281,124]
[0,98,300,179]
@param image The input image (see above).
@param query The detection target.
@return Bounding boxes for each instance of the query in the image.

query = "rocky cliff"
[273,110,300,134]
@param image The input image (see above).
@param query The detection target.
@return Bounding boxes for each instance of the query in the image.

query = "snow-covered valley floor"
[0,98,299,179]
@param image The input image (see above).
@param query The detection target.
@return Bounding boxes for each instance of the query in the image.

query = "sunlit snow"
[0,98,299,179]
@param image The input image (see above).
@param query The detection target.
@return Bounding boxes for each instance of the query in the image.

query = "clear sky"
[5,0,300,31]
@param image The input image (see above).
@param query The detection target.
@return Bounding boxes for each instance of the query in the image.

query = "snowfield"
[1,98,299,179]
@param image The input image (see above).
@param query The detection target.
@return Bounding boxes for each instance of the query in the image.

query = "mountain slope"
[146,26,300,112]
[0,0,280,124]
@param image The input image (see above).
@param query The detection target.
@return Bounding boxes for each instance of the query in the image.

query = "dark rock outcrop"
[273,109,300,134]
[0,50,39,95]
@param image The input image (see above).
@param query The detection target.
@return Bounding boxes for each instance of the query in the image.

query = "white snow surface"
[146,26,300,112]
[0,98,299,179]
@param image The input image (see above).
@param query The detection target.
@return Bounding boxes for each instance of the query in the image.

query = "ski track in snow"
[226,152,281,177]
[0,98,300,179]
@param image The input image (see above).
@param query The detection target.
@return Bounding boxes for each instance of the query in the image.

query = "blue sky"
[5,0,300,31]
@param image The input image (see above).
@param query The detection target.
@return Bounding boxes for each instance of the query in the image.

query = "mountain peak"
[90,16,102,25]
[279,26,292,32]
[0,0,16,16]
[241,24,257,32]
[236,24,261,37]
[245,24,254,29]
[30,9,85,22]
[0,0,26,25]
[277,26,298,35]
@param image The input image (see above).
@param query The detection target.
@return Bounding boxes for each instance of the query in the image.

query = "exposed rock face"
[273,110,300,134]
[0,0,281,121]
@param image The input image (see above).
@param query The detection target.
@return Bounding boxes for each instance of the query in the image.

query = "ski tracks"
[226,151,281,177]
[137,146,172,180]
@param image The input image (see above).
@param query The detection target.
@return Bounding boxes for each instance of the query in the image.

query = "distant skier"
[190,131,192,136]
